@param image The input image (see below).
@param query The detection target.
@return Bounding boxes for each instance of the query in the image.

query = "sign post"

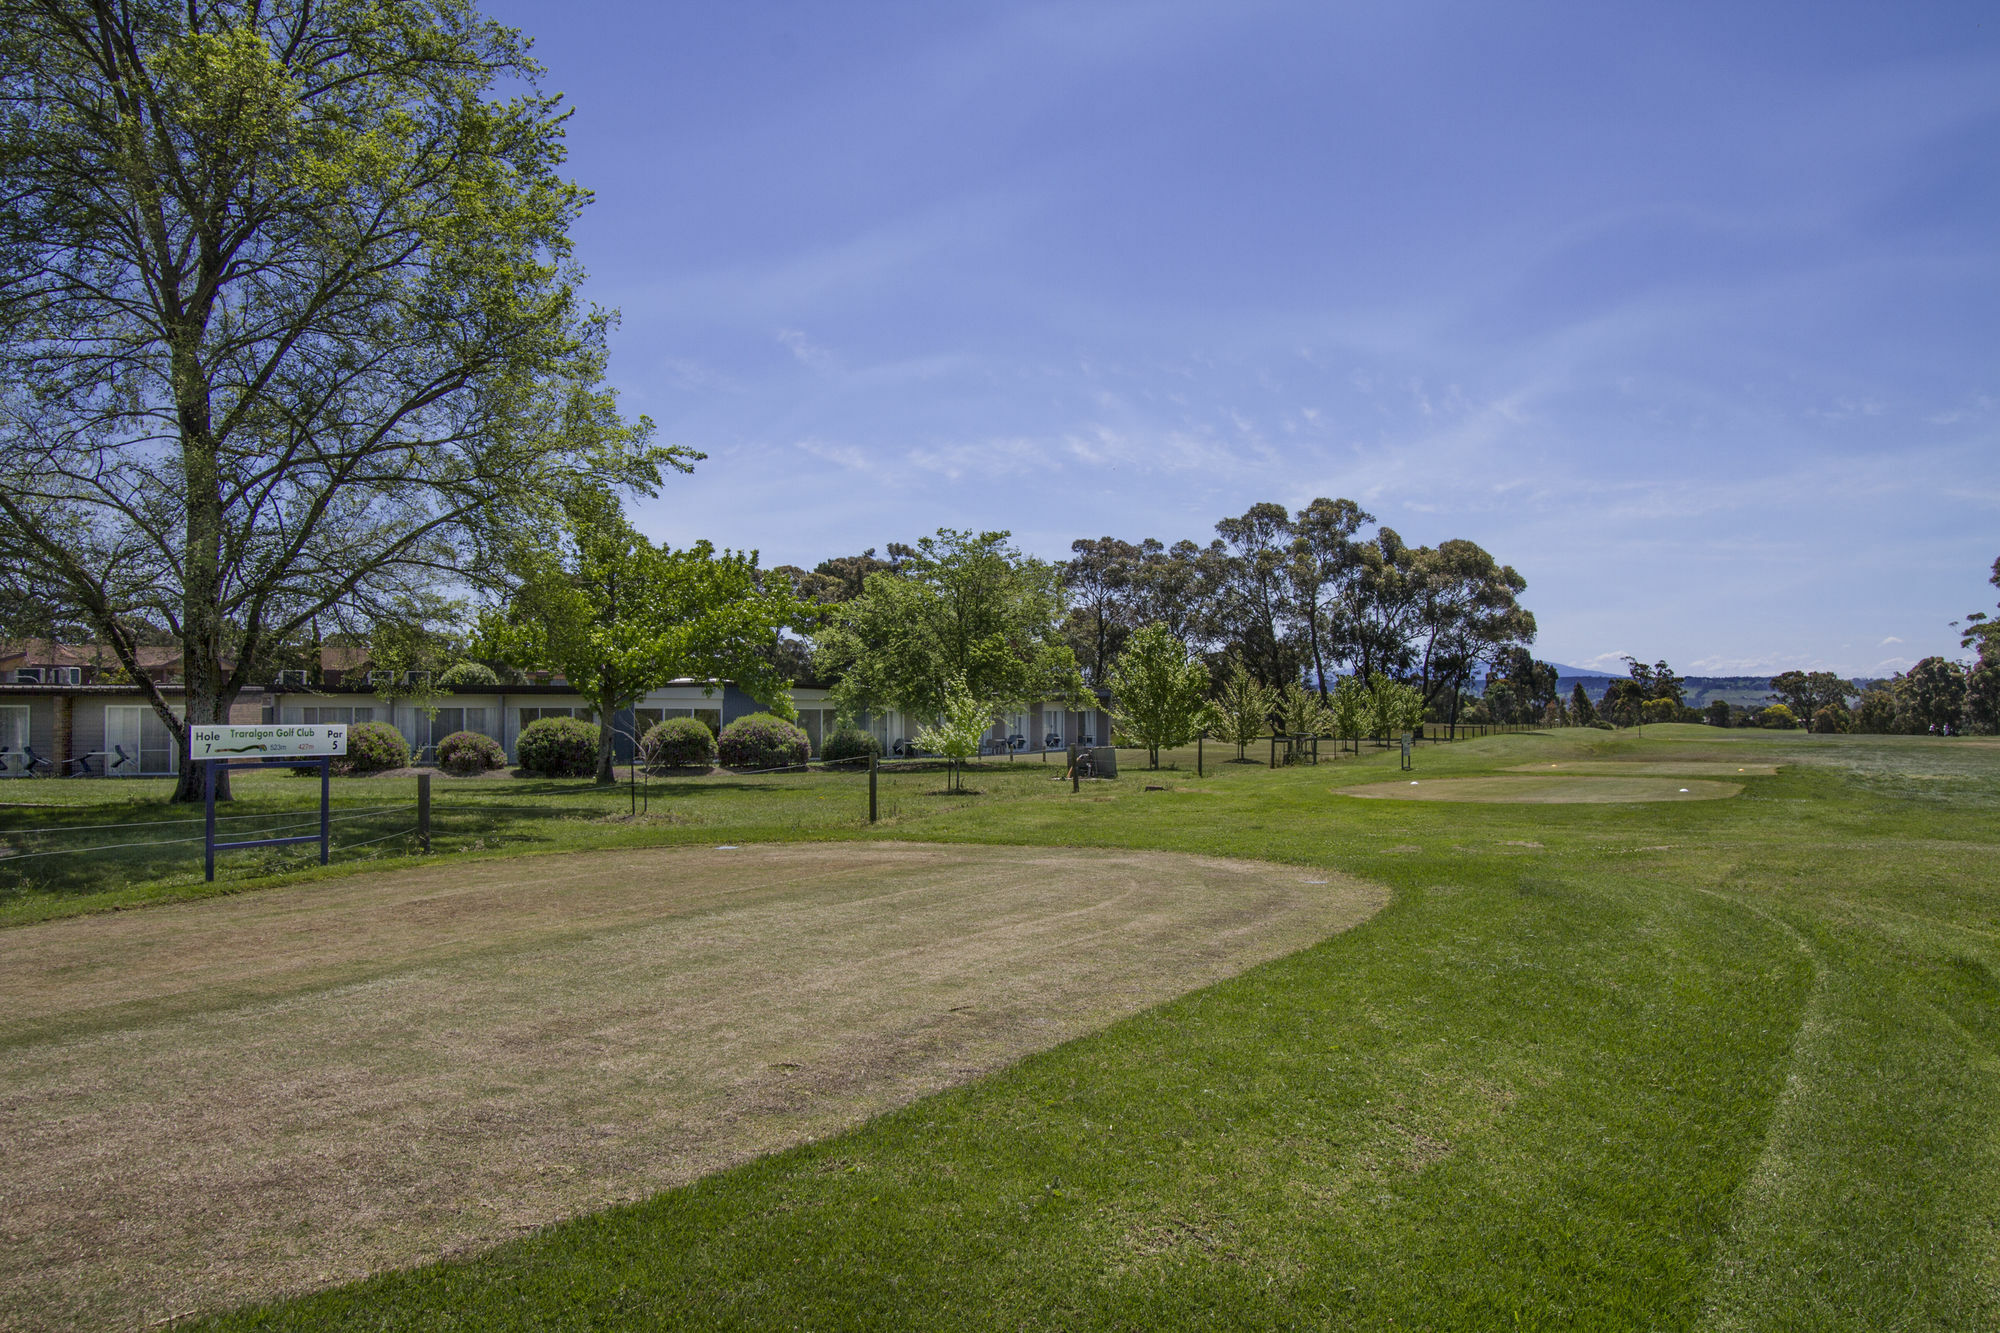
[191,725,347,882]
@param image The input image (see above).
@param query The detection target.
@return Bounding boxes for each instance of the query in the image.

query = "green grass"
[20,727,2000,1328]
[0,749,1179,926]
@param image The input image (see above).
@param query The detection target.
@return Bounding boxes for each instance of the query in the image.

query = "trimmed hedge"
[436,729,506,774]
[718,712,809,770]
[821,725,880,764]
[517,716,599,777]
[344,721,410,774]
[642,716,716,769]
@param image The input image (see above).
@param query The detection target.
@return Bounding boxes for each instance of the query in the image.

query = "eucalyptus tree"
[1062,536,1143,684]
[0,0,685,798]
[1285,497,1373,698]
[1212,502,1298,688]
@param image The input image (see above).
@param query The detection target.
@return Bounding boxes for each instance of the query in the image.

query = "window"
[275,669,309,688]
[426,707,490,740]
[46,666,81,685]
[12,667,41,684]
[301,706,373,726]
[0,704,27,776]
[103,704,182,775]
[518,706,591,727]
[628,705,715,735]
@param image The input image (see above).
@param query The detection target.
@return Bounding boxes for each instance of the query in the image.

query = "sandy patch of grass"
[0,841,1383,1332]
[1338,776,1744,803]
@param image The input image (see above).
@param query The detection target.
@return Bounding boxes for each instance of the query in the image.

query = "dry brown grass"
[0,841,1383,1332]
[1338,776,1744,803]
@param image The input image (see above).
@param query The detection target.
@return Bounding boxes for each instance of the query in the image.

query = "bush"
[642,716,716,769]
[435,660,501,689]
[1588,719,1615,730]
[436,729,506,774]
[344,720,411,773]
[821,725,881,765]
[1758,703,1799,730]
[718,712,810,769]
[1811,703,1853,735]
[517,716,599,777]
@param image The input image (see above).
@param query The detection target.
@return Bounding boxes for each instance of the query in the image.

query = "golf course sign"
[189,724,348,758]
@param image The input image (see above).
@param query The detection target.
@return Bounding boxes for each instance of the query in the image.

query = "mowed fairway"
[0,842,1384,1332]
[1338,775,1744,802]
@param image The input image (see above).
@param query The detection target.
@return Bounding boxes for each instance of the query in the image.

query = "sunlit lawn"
[9,726,2000,1329]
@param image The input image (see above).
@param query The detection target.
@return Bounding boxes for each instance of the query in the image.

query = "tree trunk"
[593,692,619,785]
[172,363,230,802]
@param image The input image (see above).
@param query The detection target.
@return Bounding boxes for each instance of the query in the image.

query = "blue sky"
[485,0,1999,677]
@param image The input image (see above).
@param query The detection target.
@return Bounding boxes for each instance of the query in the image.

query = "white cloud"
[777,329,837,372]
[1880,635,1904,645]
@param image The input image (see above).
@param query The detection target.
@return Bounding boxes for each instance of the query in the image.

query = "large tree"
[0,0,683,799]
[1285,497,1373,698]
[1062,536,1143,685]
[479,490,800,784]
[1768,671,1853,729]
[1212,502,1298,688]
[813,528,1085,725]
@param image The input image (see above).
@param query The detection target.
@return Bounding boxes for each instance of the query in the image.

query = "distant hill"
[1543,672,1776,707]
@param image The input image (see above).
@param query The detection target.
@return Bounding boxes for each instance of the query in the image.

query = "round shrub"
[1758,703,1799,730]
[718,712,810,770]
[821,725,881,765]
[517,716,599,777]
[436,729,505,774]
[642,716,716,769]
[435,660,501,689]
[344,720,411,774]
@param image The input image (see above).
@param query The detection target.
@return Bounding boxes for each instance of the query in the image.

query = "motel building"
[2,641,1118,775]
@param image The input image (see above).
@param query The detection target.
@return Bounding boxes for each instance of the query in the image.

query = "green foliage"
[436,731,506,775]
[641,718,716,770]
[1758,704,1799,730]
[1966,661,2000,735]
[914,674,993,792]
[343,721,411,774]
[1276,681,1334,737]
[1106,624,1210,768]
[1770,671,1852,722]
[821,727,882,765]
[1569,681,1597,727]
[1704,699,1732,727]
[814,529,1085,724]
[0,1,693,802]
[1206,665,1273,758]
[1328,675,1370,742]
[718,714,810,770]
[1896,656,1966,733]
[1812,703,1853,734]
[1642,697,1682,726]
[1366,672,1426,739]
[517,717,600,778]
[481,489,802,784]
[1854,688,1898,734]
[436,662,503,690]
